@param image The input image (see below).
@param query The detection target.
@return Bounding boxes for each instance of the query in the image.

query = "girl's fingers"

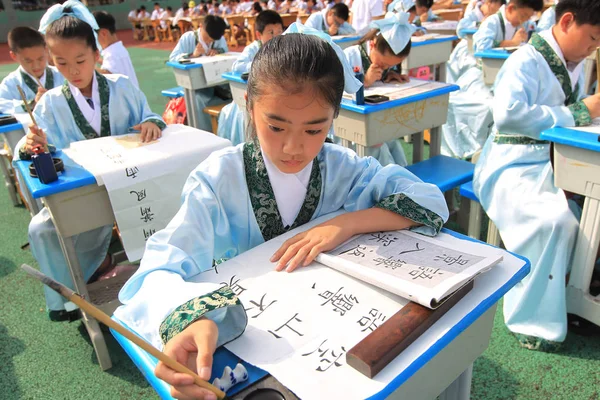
[170,386,217,400]
[271,233,305,262]
[286,243,313,272]
[303,243,325,267]
[275,238,310,271]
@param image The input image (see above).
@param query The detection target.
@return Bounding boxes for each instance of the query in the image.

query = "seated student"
[169,15,229,132]
[17,1,165,321]
[218,10,284,145]
[305,3,356,34]
[474,0,600,350]
[246,1,263,15]
[172,2,190,27]
[128,8,139,22]
[209,1,220,15]
[94,11,140,88]
[0,27,64,115]
[344,11,416,167]
[473,0,543,52]
[388,0,433,27]
[151,2,164,20]
[351,0,385,33]
[536,0,557,32]
[114,33,448,396]
[160,6,173,29]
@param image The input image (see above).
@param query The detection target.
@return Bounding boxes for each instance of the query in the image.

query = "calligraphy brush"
[21,264,232,400]
[16,84,49,153]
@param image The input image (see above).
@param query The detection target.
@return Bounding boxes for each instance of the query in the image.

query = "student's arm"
[456,12,477,38]
[473,15,501,51]
[214,36,229,54]
[16,94,61,160]
[493,50,592,138]
[168,31,197,61]
[272,145,449,271]
[303,12,321,30]
[337,21,356,35]
[231,42,259,73]
[121,76,166,141]
[0,77,31,115]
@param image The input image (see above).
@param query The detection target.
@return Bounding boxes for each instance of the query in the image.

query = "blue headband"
[39,0,102,51]
[283,22,362,94]
[369,11,417,54]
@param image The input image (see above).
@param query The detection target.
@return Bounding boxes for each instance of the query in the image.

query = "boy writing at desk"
[305,3,357,35]
[0,27,64,115]
[169,15,230,133]
[116,29,448,400]
[474,0,600,350]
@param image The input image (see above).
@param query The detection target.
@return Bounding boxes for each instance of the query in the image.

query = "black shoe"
[48,309,80,322]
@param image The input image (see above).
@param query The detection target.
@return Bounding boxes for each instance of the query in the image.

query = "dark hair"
[256,10,283,33]
[359,30,412,58]
[247,34,345,123]
[45,13,98,52]
[183,3,189,10]
[489,0,506,4]
[8,27,46,52]
[555,0,600,25]
[204,15,227,40]
[252,1,262,12]
[330,3,350,21]
[509,0,543,11]
[140,5,147,10]
[167,6,173,11]
[408,0,433,11]
[93,11,116,34]
[154,2,160,6]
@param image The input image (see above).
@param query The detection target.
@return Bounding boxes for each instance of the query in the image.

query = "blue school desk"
[0,116,25,206]
[222,71,460,163]
[540,126,600,328]
[110,220,530,400]
[167,53,239,130]
[405,35,458,82]
[458,27,478,54]
[474,48,510,86]
[332,34,362,50]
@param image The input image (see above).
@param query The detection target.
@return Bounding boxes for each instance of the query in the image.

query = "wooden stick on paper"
[21,264,231,400]
[16,84,48,153]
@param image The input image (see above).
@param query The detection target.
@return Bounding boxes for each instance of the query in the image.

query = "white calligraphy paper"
[343,79,448,101]
[63,125,231,260]
[189,52,241,85]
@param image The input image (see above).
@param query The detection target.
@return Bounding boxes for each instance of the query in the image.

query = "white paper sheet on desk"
[411,33,456,42]
[189,53,241,85]
[422,21,458,31]
[63,125,231,260]
[343,79,448,101]
[189,217,526,400]
[571,117,600,134]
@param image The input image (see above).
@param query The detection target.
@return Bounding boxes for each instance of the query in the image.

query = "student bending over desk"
[304,3,357,35]
[16,1,166,321]
[115,32,449,400]
[473,0,600,351]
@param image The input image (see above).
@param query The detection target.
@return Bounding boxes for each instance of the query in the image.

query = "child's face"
[257,23,283,44]
[47,38,100,92]
[200,28,215,44]
[506,4,534,27]
[370,42,406,69]
[415,5,429,16]
[485,0,502,15]
[326,10,345,27]
[251,86,333,174]
[10,46,48,79]
[560,20,600,63]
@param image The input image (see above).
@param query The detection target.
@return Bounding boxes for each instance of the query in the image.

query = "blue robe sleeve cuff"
[159,286,248,347]
[144,118,167,130]
[567,100,592,127]
[375,193,444,236]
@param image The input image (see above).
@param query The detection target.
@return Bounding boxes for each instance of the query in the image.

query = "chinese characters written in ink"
[409,266,443,280]
[357,308,386,333]
[245,293,277,319]
[373,255,406,270]
[302,339,347,372]
[368,232,398,247]
[434,253,469,266]
[143,228,156,241]
[129,189,147,201]
[268,313,304,339]
[126,166,139,179]
[140,206,154,223]
[318,286,359,316]
[220,275,247,296]
[339,244,368,258]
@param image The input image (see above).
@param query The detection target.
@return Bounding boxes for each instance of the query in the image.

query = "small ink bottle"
[354,66,365,105]
[32,146,58,184]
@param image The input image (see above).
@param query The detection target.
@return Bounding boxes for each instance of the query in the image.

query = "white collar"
[320,8,330,29]
[261,147,313,228]
[539,29,583,89]
[196,29,212,52]
[102,40,124,56]
[68,73,102,135]
[21,66,47,87]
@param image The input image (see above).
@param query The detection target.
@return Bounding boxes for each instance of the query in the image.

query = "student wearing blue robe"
[474,0,600,349]
[536,4,556,32]
[169,15,230,133]
[17,1,166,320]
[304,4,357,35]
[0,27,65,115]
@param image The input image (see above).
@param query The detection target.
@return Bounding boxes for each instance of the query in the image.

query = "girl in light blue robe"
[17,1,166,319]
[474,21,598,349]
[115,32,448,395]
[0,66,64,115]
[169,16,230,133]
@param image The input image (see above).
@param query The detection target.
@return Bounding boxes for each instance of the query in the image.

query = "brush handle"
[16,85,48,153]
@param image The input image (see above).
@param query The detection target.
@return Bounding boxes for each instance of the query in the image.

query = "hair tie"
[369,11,416,54]
[39,0,102,51]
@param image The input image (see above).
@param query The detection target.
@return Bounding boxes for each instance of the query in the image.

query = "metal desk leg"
[412,131,424,163]
[439,364,473,400]
[429,126,442,158]
[15,168,42,216]
[56,233,113,370]
[0,152,20,206]
[184,88,200,129]
[567,195,600,327]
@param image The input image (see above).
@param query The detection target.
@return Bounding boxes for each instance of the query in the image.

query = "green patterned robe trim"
[492,135,549,145]
[567,100,592,127]
[20,67,55,95]
[62,71,111,140]
[243,141,322,242]
[375,193,444,234]
[144,118,167,130]
[359,44,372,73]
[159,286,241,345]
[497,11,506,42]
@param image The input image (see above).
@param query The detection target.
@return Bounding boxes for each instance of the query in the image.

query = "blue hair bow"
[39,0,102,51]
[369,11,417,54]
[283,22,362,94]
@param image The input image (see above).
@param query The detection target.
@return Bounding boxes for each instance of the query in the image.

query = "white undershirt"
[22,66,47,87]
[499,5,516,41]
[261,148,313,227]
[68,73,101,135]
[539,29,584,91]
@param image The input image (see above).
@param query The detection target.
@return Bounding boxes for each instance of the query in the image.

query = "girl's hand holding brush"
[25,125,48,154]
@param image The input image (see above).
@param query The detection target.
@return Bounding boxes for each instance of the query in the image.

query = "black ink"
[302,339,347,372]
[319,287,358,316]
[357,308,386,333]
[130,189,147,201]
[246,293,277,319]
[339,244,367,258]
[143,228,156,240]
[434,253,469,266]
[268,313,304,339]
[373,255,406,270]
[140,206,154,223]
[409,266,443,280]
[126,166,140,179]
[368,232,398,247]
[398,242,424,255]
[220,275,247,296]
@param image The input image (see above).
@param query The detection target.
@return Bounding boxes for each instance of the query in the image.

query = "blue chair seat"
[406,155,475,192]
[161,86,185,98]
[459,181,478,202]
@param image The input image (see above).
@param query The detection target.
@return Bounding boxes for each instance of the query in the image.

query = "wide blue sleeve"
[317,144,449,236]
[338,21,357,35]
[473,14,502,52]
[0,73,30,114]
[116,76,167,129]
[214,36,229,53]
[231,41,259,73]
[305,13,324,30]
[456,12,478,38]
[169,31,197,61]
[536,7,555,32]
